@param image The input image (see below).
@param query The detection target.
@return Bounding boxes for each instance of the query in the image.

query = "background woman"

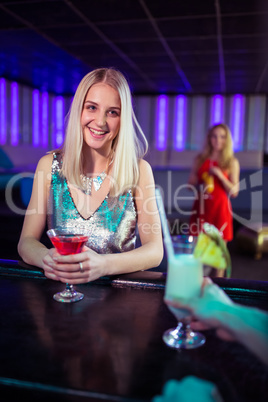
[188,123,240,243]
[18,68,163,284]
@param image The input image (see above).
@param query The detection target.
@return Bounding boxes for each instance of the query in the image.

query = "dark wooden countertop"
[0,259,268,402]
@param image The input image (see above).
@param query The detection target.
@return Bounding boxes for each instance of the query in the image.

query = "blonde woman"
[18,68,163,284]
[188,123,240,242]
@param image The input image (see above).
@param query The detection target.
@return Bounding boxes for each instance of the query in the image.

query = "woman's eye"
[109,110,119,116]
[86,105,96,111]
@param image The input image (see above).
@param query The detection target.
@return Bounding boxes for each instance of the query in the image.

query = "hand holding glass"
[47,228,89,303]
[163,235,205,349]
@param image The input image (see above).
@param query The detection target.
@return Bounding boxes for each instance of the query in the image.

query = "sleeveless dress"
[47,153,137,253]
[190,159,233,241]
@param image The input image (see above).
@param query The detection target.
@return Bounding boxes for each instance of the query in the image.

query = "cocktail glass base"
[163,322,206,349]
[53,284,84,303]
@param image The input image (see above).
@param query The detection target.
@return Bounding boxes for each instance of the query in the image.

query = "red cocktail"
[47,229,89,303]
[49,234,89,255]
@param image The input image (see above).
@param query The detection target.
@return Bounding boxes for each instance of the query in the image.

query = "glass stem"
[66,283,74,293]
[177,320,190,338]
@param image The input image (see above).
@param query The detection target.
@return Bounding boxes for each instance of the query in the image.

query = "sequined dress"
[47,153,137,253]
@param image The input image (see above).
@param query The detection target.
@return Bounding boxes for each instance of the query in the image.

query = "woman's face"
[81,83,121,153]
[209,126,227,152]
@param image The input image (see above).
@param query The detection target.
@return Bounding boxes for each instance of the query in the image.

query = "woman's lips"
[89,127,108,137]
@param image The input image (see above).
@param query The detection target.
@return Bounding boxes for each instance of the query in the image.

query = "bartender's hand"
[42,246,106,284]
[152,377,224,402]
[165,278,237,342]
[165,278,268,366]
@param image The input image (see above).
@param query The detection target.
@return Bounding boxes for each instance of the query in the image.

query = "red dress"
[189,159,233,241]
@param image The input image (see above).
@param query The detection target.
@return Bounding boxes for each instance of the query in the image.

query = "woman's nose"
[96,111,106,127]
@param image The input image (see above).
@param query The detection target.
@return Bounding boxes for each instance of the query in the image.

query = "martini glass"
[47,228,89,303]
[163,235,206,349]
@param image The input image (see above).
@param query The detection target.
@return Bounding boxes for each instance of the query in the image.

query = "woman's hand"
[209,158,240,197]
[209,166,224,180]
[42,246,106,284]
[42,248,61,281]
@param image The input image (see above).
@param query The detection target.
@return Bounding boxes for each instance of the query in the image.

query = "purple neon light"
[210,95,224,125]
[32,89,40,146]
[156,95,168,151]
[231,95,244,151]
[54,96,64,147]
[41,92,48,147]
[174,95,187,150]
[11,82,19,146]
[0,78,7,145]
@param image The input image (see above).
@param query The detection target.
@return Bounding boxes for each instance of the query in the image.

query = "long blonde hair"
[197,123,234,170]
[61,68,148,194]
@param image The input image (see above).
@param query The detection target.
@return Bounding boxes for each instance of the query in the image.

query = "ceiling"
[0,0,268,96]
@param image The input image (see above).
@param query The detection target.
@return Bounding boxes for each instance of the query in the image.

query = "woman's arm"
[49,159,164,283]
[103,159,164,273]
[210,157,240,197]
[18,154,53,268]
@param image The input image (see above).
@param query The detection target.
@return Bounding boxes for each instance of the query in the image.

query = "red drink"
[47,229,89,303]
[50,234,88,255]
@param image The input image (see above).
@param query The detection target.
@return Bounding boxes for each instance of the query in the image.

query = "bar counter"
[0,259,268,402]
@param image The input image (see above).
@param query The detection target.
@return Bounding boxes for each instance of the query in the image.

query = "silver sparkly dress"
[47,153,137,253]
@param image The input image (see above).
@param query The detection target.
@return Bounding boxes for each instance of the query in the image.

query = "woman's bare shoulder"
[139,158,152,173]
[35,153,54,173]
[230,156,240,168]
[137,159,154,188]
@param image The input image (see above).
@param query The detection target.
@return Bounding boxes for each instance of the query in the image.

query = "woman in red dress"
[188,123,240,243]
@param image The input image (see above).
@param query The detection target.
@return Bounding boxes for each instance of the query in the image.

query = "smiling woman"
[17,68,164,285]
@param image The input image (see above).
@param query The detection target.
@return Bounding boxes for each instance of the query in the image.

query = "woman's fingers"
[42,248,103,284]
[52,248,93,264]
[52,262,82,272]
[43,269,60,281]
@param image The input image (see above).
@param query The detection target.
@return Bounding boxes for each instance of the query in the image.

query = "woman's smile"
[88,127,108,138]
